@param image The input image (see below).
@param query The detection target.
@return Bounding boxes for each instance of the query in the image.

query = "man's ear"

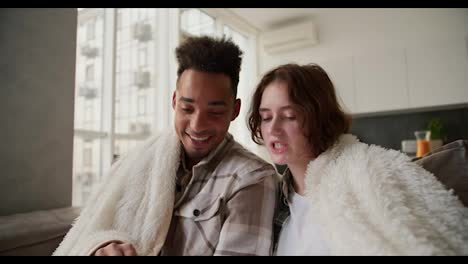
[172,90,177,110]
[231,99,241,121]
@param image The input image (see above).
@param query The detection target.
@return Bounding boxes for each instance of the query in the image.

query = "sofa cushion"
[414,139,468,206]
[0,207,80,256]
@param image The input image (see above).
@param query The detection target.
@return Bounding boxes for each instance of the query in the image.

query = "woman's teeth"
[274,143,285,149]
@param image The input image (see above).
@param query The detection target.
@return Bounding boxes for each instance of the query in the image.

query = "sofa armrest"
[415,139,468,206]
[0,207,80,256]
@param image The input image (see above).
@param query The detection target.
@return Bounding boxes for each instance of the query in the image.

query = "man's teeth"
[190,135,209,141]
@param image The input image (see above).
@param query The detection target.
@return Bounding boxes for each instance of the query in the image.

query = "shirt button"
[193,209,200,216]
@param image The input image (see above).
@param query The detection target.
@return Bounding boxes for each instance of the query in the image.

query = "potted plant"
[426,117,445,151]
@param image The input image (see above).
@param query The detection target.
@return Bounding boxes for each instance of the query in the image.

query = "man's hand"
[94,242,137,256]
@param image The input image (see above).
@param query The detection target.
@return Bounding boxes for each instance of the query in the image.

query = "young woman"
[248,63,468,255]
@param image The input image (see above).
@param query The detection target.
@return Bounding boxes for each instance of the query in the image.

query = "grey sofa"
[0,207,80,256]
[415,139,468,206]
[0,140,465,256]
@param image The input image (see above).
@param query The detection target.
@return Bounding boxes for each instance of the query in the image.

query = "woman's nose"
[269,118,282,136]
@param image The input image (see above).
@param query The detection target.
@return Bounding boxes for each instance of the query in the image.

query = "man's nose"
[190,111,209,132]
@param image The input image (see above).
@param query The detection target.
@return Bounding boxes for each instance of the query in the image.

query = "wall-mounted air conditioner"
[261,20,318,54]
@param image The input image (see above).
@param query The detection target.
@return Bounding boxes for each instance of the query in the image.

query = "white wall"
[259,8,468,114]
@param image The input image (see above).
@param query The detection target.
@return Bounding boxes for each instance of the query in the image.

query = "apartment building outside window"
[73,8,258,206]
[138,46,148,67]
[85,64,94,82]
[137,95,147,115]
[83,147,93,167]
[86,19,95,41]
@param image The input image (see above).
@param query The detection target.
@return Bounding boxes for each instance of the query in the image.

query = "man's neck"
[185,157,200,170]
[182,135,230,170]
[180,150,197,171]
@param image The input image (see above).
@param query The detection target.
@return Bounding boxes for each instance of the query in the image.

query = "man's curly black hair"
[175,35,243,98]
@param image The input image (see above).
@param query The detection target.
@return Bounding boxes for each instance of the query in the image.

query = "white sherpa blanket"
[304,134,468,255]
[53,130,180,255]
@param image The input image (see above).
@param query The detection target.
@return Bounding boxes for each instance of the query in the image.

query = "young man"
[53,36,277,256]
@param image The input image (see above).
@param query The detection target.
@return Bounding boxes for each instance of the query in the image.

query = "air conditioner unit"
[261,20,318,54]
[79,85,98,99]
[129,122,151,135]
[81,44,99,58]
[132,22,152,42]
[133,71,151,88]
[76,172,95,186]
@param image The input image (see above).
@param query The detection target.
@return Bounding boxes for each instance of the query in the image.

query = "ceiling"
[227,8,334,31]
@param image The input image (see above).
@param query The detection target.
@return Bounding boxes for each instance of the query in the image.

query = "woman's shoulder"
[330,134,413,174]
[338,134,409,161]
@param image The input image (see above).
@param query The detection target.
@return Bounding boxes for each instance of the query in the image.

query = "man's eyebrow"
[179,97,226,106]
[208,100,227,106]
[179,97,194,103]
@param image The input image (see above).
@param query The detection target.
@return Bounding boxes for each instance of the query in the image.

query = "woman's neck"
[288,160,311,196]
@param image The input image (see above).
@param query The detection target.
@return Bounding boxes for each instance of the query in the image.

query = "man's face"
[173,69,240,166]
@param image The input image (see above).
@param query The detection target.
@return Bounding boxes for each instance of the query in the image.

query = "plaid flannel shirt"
[159,134,277,256]
[272,168,292,254]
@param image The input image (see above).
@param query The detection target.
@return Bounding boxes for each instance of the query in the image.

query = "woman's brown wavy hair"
[248,63,351,157]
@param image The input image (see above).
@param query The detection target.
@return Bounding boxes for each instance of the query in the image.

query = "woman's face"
[259,80,314,165]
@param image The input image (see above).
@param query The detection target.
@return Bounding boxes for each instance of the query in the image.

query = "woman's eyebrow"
[259,105,293,112]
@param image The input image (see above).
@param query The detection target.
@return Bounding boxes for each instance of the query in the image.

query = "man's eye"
[181,108,192,113]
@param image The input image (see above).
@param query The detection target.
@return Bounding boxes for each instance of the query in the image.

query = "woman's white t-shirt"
[275,191,330,256]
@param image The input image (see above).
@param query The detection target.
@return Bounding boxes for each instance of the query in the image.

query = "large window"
[179,8,258,150]
[180,8,215,37]
[73,8,258,206]
[222,24,253,147]
[74,9,104,206]
[113,8,156,166]
[86,19,95,41]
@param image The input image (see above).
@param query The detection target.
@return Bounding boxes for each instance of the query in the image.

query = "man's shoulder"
[221,141,276,176]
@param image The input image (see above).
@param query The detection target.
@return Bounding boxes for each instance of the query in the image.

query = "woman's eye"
[286,116,296,120]
[261,117,272,122]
